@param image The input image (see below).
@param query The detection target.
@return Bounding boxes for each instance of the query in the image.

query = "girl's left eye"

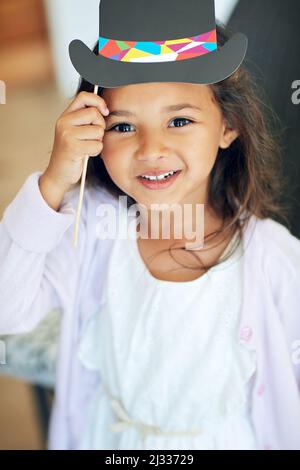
[107,118,193,133]
[169,118,193,128]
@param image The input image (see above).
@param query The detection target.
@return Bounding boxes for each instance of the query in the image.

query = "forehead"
[102,82,212,104]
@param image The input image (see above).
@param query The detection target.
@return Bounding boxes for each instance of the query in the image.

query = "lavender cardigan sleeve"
[0,171,77,335]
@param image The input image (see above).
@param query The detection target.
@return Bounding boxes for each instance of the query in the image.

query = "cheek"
[187,130,220,177]
[101,147,132,193]
[198,124,222,152]
[102,138,126,172]
[102,156,127,183]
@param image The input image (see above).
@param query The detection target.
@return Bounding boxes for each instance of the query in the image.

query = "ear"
[219,122,239,149]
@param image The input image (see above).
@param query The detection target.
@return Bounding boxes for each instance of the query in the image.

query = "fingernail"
[103,107,109,115]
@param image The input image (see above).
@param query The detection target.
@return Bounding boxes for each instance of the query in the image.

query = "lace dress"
[77,221,259,450]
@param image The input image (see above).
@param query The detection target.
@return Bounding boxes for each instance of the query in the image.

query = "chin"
[137,196,180,211]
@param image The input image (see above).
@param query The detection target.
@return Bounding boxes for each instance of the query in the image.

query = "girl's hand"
[39,91,109,210]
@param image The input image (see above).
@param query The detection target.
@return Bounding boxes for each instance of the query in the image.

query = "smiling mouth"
[137,170,181,181]
[136,170,182,189]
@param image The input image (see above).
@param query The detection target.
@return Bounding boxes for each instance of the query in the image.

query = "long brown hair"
[74,23,291,274]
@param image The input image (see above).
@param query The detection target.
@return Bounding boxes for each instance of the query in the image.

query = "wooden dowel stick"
[73,84,99,248]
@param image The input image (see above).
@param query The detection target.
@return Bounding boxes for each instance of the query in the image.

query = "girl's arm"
[0,91,108,336]
[0,171,78,335]
[278,264,300,390]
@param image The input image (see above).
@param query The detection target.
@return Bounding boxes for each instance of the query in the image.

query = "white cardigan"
[0,171,300,450]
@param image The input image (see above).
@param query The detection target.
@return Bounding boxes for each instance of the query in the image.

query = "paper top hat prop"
[68,0,248,247]
[69,0,248,88]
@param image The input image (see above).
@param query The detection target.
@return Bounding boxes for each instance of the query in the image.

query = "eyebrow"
[107,103,202,117]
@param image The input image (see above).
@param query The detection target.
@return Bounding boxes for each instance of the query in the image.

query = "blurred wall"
[0,0,53,88]
[215,0,239,24]
[228,0,300,237]
[44,0,99,98]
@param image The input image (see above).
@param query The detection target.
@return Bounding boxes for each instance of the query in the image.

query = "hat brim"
[69,32,248,88]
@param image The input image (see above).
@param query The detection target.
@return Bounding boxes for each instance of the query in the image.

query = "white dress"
[77,214,259,450]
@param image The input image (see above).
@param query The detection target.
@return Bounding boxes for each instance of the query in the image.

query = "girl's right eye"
[107,123,133,133]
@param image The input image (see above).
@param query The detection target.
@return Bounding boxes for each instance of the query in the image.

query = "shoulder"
[254,219,300,380]
[250,217,300,318]
[62,181,121,234]
[254,216,300,279]
[62,181,120,211]
[60,182,122,260]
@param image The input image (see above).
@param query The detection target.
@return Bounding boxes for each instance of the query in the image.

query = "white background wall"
[215,0,239,25]
[44,0,99,98]
[44,0,239,99]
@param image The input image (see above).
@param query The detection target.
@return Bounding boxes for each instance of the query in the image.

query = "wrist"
[39,172,69,212]
[40,170,71,194]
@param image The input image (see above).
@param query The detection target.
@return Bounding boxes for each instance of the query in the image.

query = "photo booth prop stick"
[72,85,98,248]
[69,0,248,247]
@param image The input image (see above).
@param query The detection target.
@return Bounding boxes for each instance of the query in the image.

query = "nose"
[134,129,170,164]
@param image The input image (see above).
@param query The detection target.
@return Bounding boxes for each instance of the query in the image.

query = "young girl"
[0,22,300,451]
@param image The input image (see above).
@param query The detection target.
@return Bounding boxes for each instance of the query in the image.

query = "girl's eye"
[108,123,134,133]
[169,118,193,128]
[107,118,193,133]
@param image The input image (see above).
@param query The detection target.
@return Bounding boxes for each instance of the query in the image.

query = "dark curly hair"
[72,22,291,275]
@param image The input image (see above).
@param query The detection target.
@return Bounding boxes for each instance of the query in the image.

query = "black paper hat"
[69,0,248,88]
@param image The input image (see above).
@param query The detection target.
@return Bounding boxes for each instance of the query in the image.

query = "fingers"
[72,125,105,141]
[64,90,109,116]
[75,139,104,157]
[65,106,107,127]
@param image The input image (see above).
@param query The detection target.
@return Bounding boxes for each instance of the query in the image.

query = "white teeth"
[141,170,177,181]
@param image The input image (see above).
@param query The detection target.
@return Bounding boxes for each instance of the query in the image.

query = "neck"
[136,201,223,249]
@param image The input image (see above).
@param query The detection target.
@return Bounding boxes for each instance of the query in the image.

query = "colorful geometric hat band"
[99,29,217,63]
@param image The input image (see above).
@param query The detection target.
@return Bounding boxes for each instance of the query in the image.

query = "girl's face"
[101,82,238,209]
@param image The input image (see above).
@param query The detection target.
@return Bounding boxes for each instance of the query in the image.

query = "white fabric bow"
[107,394,202,442]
